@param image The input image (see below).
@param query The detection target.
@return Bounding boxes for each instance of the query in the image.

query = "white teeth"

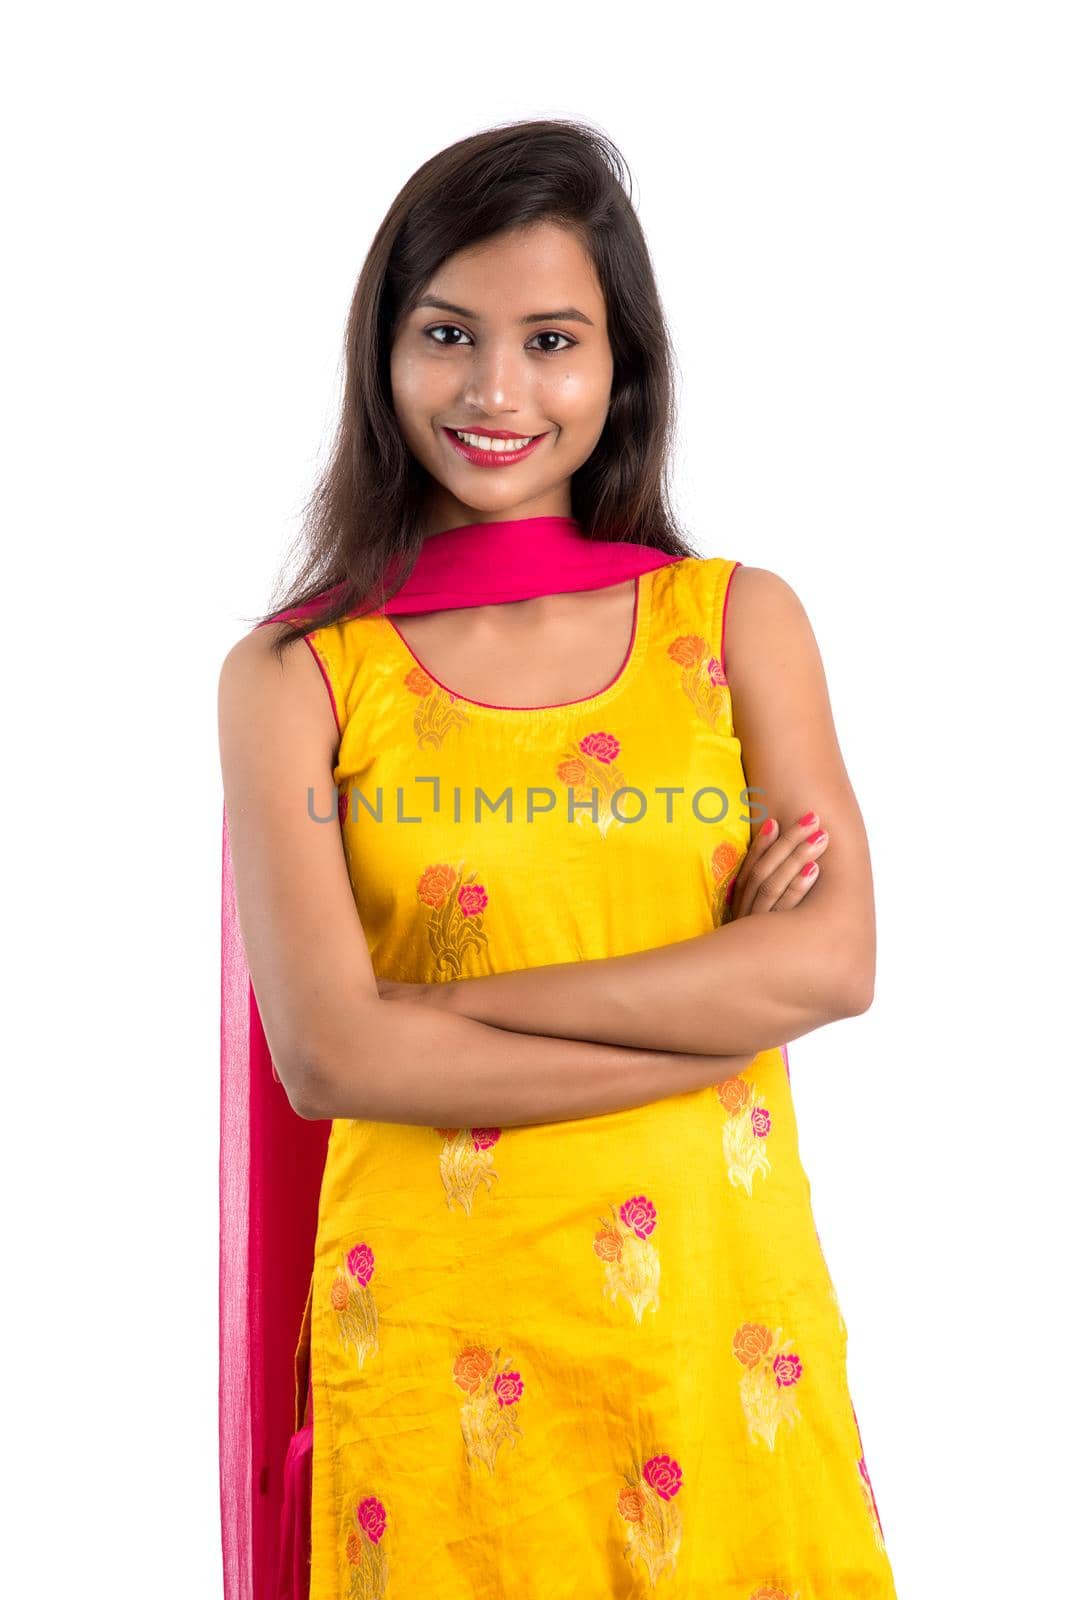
[453,430,536,453]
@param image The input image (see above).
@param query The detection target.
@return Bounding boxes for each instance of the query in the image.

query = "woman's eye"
[530,331,576,355]
[426,324,473,347]
[423,325,576,354]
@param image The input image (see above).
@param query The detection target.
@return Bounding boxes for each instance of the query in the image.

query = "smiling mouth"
[444,426,550,444]
[441,427,552,467]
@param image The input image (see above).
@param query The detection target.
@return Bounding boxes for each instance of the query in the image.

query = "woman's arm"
[420,567,877,1058]
[217,624,760,1130]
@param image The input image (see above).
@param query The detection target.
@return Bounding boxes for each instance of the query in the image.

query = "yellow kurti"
[297,555,897,1597]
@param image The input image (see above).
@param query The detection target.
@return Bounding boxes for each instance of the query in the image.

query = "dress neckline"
[382,566,656,715]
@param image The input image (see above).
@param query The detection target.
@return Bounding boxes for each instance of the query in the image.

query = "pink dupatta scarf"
[219,516,686,1599]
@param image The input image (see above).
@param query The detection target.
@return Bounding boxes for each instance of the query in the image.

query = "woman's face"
[390,221,614,530]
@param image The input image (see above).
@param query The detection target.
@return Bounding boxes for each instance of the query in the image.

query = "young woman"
[218,119,897,1599]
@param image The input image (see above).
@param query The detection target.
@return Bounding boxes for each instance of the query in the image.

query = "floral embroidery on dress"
[710,839,743,924]
[616,1451,683,1587]
[343,1491,389,1597]
[331,1243,380,1369]
[666,635,733,735]
[556,729,627,836]
[416,862,489,977]
[593,1194,661,1323]
[733,1322,804,1449]
[452,1344,525,1473]
[716,1076,773,1194]
[433,1125,501,1213]
[403,663,471,749]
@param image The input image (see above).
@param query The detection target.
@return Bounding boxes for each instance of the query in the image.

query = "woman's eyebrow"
[413,295,594,327]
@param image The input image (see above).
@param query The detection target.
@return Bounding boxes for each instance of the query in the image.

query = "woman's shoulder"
[719,562,821,687]
[217,620,341,759]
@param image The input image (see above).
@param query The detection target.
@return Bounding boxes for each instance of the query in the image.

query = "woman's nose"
[462,343,530,410]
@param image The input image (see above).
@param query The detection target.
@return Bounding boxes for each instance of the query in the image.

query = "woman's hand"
[726,813,829,920]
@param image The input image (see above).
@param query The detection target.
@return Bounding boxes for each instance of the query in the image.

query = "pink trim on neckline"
[385,570,647,712]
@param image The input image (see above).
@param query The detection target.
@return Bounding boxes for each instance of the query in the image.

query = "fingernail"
[798,811,816,826]
[806,829,826,844]
[802,862,818,877]
[760,819,775,836]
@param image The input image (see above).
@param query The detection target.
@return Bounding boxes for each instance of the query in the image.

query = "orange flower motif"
[404,665,434,697]
[616,1449,684,1584]
[617,1486,645,1523]
[418,860,489,978]
[667,633,733,733]
[417,863,457,910]
[717,1076,752,1115]
[453,1344,525,1472]
[667,635,706,666]
[345,1530,362,1567]
[554,729,627,836]
[403,662,470,747]
[717,1072,774,1195]
[733,1323,805,1450]
[711,840,743,924]
[593,1228,623,1262]
[452,1345,494,1395]
[330,1277,350,1312]
[733,1322,774,1368]
[712,840,740,880]
[594,1197,660,1323]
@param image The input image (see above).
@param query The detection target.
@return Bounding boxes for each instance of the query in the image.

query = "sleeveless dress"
[292,554,897,1599]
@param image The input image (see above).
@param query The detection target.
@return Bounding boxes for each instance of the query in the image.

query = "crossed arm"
[383,568,876,1059]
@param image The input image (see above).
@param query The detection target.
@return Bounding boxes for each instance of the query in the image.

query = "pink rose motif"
[494,1370,524,1407]
[707,655,728,686]
[619,1195,657,1239]
[457,882,488,917]
[357,1495,387,1544]
[470,1127,501,1151]
[751,1106,772,1138]
[774,1352,803,1388]
[642,1454,682,1501]
[579,730,620,764]
[346,1243,375,1286]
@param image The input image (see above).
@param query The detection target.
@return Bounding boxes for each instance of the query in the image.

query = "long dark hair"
[259,117,701,657]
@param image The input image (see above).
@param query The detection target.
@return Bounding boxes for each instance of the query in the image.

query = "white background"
[4,3,1065,1595]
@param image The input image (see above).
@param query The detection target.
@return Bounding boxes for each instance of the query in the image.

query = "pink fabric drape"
[218,517,687,1600]
[220,803,330,1600]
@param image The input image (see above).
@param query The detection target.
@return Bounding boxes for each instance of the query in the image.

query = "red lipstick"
[443,426,549,469]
